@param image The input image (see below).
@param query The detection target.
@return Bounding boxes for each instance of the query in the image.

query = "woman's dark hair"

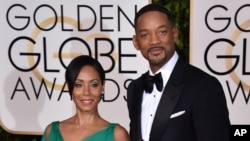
[65,55,105,96]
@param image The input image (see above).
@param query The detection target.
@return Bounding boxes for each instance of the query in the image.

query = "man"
[127,4,230,141]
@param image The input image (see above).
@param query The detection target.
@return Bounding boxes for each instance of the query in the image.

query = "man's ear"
[173,27,179,42]
[132,35,140,50]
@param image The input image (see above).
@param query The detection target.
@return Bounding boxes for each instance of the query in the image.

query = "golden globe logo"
[204,4,250,104]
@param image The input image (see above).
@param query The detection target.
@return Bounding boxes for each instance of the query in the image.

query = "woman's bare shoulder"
[114,124,130,141]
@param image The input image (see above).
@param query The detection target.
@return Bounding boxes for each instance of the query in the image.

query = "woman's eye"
[90,82,99,88]
[74,83,82,88]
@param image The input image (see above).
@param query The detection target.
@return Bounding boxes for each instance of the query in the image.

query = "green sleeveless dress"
[41,121,117,141]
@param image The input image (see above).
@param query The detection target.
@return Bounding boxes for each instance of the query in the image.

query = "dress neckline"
[55,121,115,141]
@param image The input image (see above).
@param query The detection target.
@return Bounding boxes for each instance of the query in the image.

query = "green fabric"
[41,121,117,141]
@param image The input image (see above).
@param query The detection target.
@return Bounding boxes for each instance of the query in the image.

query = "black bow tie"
[143,72,163,93]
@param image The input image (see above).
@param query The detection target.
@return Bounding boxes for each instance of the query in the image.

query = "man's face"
[133,11,178,73]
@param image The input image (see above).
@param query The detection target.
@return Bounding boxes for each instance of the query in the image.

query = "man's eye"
[159,30,167,35]
[140,33,148,39]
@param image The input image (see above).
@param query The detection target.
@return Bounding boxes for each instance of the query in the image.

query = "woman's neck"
[73,111,101,128]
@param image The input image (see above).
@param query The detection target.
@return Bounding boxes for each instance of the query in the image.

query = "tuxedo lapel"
[149,58,186,141]
[130,77,145,141]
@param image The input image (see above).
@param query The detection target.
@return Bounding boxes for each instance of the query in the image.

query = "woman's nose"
[82,85,91,95]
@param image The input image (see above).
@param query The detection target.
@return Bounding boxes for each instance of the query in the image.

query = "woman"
[41,55,130,141]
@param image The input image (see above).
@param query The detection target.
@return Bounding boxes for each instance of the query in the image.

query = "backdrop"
[190,0,250,125]
[1,0,249,136]
[0,0,149,135]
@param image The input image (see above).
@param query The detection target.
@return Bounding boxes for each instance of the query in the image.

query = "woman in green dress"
[41,55,130,141]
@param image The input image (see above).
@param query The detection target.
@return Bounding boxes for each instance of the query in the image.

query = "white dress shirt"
[141,52,179,141]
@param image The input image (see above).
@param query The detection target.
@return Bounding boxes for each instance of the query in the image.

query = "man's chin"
[149,55,167,66]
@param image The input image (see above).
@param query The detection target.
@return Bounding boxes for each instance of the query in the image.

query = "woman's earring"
[101,90,104,99]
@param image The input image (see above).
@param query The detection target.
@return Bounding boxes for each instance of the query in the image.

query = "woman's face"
[72,65,104,113]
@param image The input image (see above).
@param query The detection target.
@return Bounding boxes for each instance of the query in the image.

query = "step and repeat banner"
[191,0,250,126]
[0,0,149,134]
[1,0,249,136]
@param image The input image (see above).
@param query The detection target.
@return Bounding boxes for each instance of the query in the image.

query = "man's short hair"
[134,4,173,28]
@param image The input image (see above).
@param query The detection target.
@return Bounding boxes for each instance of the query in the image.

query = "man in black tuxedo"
[127,4,230,141]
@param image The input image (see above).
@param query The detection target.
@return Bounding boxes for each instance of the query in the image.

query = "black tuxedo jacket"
[127,57,230,141]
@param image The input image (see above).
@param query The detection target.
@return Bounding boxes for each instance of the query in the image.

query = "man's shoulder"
[185,64,220,83]
[129,75,143,86]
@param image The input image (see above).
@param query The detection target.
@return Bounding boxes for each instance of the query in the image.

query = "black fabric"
[143,72,163,93]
